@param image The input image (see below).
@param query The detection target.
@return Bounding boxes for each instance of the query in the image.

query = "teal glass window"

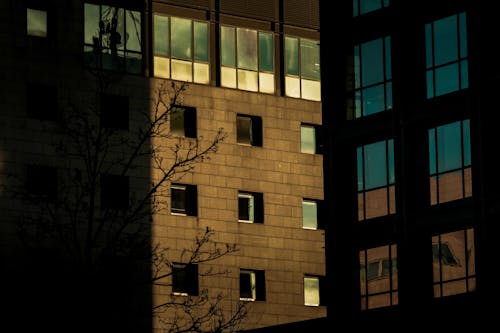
[432,228,476,298]
[426,13,468,98]
[360,244,398,310]
[285,36,321,101]
[357,139,395,221]
[220,26,274,94]
[428,119,471,205]
[353,0,390,17]
[354,36,392,118]
[153,14,209,84]
[83,3,142,74]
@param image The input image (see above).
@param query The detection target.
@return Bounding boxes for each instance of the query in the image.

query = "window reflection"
[353,0,390,17]
[429,119,471,205]
[432,228,476,297]
[360,244,398,310]
[426,12,468,98]
[357,139,395,220]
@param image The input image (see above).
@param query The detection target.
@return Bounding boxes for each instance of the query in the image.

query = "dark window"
[172,263,199,296]
[101,174,129,210]
[83,3,142,73]
[170,106,197,138]
[171,184,198,216]
[240,269,265,301]
[237,114,262,146]
[100,93,129,130]
[26,165,57,202]
[26,83,58,120]
[300,123,322,154]
[238,191,263,223]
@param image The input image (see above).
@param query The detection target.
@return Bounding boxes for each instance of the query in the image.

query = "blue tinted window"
[437,121,462,172]
[434,15,458,66]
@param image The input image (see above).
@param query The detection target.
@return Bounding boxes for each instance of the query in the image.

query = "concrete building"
[0,0,325,332]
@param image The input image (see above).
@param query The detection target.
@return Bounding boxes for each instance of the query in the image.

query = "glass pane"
[464,167,472,198]
[438,170,464,203]
[463,119,471,166]
[171,59,193,82]
[194,62,210,84]
[460,60,469,89]
[84,4,99,44]
[154,56,170,78]
[237,116,252,145]
[386,81,393,110]
[171,17,192,60]
[364,141,387,189]
[459,12,468,58]
[221,26,235,67]
[237,28,258,70]
[354,46,361,89]
[430,176,438,205]
[353,0,359,17]
[357,147,364,191]
[435,63,459,96]
[301,39,320,80]
[425,23,433,68]
[171,187,186,213]
[304,277,320,305]
[194,22,209,62]
[259,72,275,94]
[259,32,274,72]
[426,70,435,98]
[367,246,390,294]
[27,8,47,37]
[285,37,299,76]
[361,38,384,86]
[154,15,169,56]
[301,126,316,154]
[237,69,258,92]
[301,79,321,101]
[428,128,436,175]
[388,139,394,184]
[364,187,388,219]
[302,200,318,229]
[385,36,391,79]
[360,0,384,15]
[359,251,367,295]
[437,121,462,172]
[466,229,476,275]
[126,10,141,52]
[126,52,142,74]
[362,84,385,116]
[285,76,300,98]
[358,192,365,221]
[434,15,458,66]
[221,67,237,88]
[355,90,362,118]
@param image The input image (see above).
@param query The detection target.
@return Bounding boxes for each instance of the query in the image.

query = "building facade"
[0,0,326,332]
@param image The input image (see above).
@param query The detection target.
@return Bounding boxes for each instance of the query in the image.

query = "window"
[304,276,322,306]
[426,12,468,98]
[101,174,129,210]
[240,269,265,301]
[27,8,47,37]
[100,93,129,130]
[429,119,471,205]
[170,106,197,138]
[353,36,392,118]
[238,191,263,223]
[285,36,321,101]
[360,244,398,310]
[171,184,198,216]
[84,3,142,73]
[432,229,476,298]
[303,199,322,230]
[353,0,390,17]
[221,26,274,93]
[300,123,322,154]
[26,165,57,202]
[172,263,199,296]
[357,139,395,221]
[237,114,262,147]
[153,14,209,84]
[26,83,58,120]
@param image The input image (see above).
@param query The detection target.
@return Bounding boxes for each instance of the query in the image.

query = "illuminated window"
[27,8,47,37]
[353,0,390,17]
[301,124,322,154]
[360,244,398,310]
[429,119,471,205]
[353,36,392,118]
[285,36,321,101]
[170,106,197,138]
[432,229,476,298]
[84,3,142,73]
[426,12,468,98]
[240,269,265,301]
[237,114,262,147]
[172,263,199,296]
[153,15,209,84]
[357,139,395,221]
[171,184,198,216]
[221,26,274,93]
[304,276,322,306]
[238,191,263,223]
[302,199,321,230]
